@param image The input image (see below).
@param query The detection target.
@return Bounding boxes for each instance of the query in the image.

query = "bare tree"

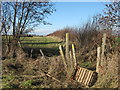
[1,1,55,39]
[76,17,99,48]
[1,1,55,58]
[98,1,120,31]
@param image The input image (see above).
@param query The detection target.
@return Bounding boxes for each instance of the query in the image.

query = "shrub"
[47,27,78,42]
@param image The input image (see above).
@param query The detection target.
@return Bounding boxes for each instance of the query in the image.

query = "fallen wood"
[45,73,61,83]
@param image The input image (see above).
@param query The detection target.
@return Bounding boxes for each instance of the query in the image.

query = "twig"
[45,73,61,83]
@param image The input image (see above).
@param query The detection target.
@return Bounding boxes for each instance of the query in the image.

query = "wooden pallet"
[73,66,97,87]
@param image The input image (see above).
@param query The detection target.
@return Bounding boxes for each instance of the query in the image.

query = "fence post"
[39,49,45,58]
[18,41,22,48]
[69,51,72,60]
[96,47,101,73]
[66,33,69,59]
[72,44,77,69]
[59,45,67,71]
[101,33,106,66]
[30,49,33,58]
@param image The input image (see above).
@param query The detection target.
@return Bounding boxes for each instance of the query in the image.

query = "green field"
[115,37,120,44]
[2,36,64,58]
[2,36,64,48]
[20,36,64,48]
[21,36,64,57]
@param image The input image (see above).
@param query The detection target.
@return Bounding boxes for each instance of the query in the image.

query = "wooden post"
[18,41,22,48]
[39,49,45,58]
[101,33,106,66]
[66,33,69,59]
[30,49,33,58]
[59,45,67,71]
[69,51,72,59]
[96,47,101,73]
[72,44,77,69]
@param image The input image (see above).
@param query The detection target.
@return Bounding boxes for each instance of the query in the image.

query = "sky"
[30,2,107,35]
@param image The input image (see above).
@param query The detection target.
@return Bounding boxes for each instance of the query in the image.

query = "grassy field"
[20,36,64,57]
[20,36,64,48]
[2,36,64,58]
[2,36,119,58]
[115,37,120,44]
[2,36,64,48]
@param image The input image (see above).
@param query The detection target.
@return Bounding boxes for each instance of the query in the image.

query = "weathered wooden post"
[96,47,101,73]
[39,49,45,58]
[30,49,33,58]
[69,51,72,60]
[18,41,22,48]
[66,33,69,59]
[66,33,74,79]
[101,33,106,66]
[72,44,77,69]
[59,45,67,71]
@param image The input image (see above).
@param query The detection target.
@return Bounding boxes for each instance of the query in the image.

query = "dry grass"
[2,55,81,88]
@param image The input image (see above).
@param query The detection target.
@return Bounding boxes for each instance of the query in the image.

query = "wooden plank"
[78,68,84,83]
[89,72,96,86]
[75,67,81,80]
[84,70,91,85]
[80,68,86,83]
[82,69,88,84]
[77,68,83,82]
[86,72,93,86]
[89,73,94,86]
[76,67,81,81]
